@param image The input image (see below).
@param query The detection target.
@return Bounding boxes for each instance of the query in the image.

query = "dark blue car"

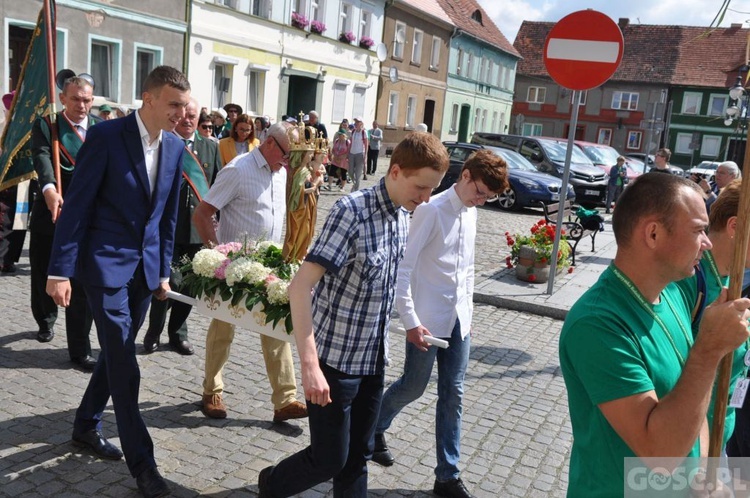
[442,142,575,210]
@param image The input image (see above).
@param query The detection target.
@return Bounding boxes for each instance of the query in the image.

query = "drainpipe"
[182,0,192,76]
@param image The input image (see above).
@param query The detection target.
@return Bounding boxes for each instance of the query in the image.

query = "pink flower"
[215,242,243,256]
[214,258,231,279]
[264,274,280,286]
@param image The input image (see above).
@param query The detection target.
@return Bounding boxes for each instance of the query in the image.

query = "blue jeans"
[376,319,470,481]
[269,361,384,497]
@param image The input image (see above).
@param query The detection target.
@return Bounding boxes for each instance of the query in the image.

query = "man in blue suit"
[46,66,190,498]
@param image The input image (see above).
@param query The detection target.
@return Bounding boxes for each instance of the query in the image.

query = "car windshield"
[539,139,593,164]
[487,146,537,171]
[581,145,620,164]
[697,162,718,171]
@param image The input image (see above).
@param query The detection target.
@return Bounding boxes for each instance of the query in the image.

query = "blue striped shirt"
[306,178,408,375]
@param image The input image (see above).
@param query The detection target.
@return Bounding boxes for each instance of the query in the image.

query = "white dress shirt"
[135,110,162,196]
[396,185,475,339]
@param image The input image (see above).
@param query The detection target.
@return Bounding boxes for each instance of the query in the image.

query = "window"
[450,103,459,133]
[527,87,546,104]
[406,95,417,127]
[411,30,423,65]
[701,135,721,157]
[466,52,473,79]
[213,64,227,108]
[491,111,498,133]
[571,90,587,106]
[612,91,639,110]
[246,0,271,18]
[332,82,347,122]
[682,92,702,115]
[90,38,120,100]
[481,109,487,131]
[360,10,372,39]
[709,94,728,117]
[675,133,693,154]
[522,123,543,136]
[473,108,481,131]
[133,45,162,101]
[499,112,505,132]
[505,67,513,89]
[246,70,265,115]
[387,92,399,126]
[457,49,464,75]
[430,36,440,70]
[293,0,306,14]
[626,131,642,150]
[310,0,324,21]
[481,58,491,83]
[352,86,366,121]
[487,60,494,84]
[340,3,352,34]
[597,128,613,145]
[498,66,506,88]
[393,21,405,59]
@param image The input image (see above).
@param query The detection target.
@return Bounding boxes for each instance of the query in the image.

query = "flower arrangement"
[310,20,326,34]
[359,36,374,49]
[179,239,300,333]
[505,219,572,277]
[291,12,309,30]
[339,31,356,44]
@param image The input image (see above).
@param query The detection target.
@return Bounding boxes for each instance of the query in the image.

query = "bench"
[540,200,599,266]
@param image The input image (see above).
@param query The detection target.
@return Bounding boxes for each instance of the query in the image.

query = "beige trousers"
[202,318,297,410]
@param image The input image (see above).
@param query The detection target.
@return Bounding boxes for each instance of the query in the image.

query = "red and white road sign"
[543,10,624,91]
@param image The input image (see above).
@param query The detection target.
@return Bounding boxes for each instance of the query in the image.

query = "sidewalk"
[473,219,617,320]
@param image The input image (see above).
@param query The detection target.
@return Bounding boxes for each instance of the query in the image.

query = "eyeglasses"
[200,124,212,130]
[472,179,491,200]
[271,136,290,160]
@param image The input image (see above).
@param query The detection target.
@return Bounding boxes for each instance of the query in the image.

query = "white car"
[686,161,720,182]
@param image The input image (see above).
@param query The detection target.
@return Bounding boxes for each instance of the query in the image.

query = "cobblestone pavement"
[0,161,572,497]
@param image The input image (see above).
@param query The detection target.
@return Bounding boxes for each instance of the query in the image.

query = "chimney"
[618,18,630,29]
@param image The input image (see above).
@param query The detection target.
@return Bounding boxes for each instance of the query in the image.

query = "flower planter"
[195,292,293,343]
[515,245,554,283]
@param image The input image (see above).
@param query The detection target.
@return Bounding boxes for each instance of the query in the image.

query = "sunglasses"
[200,124,212,130]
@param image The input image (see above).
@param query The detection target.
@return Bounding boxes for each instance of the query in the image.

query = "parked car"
[686,161,720,182]
[625,152,685,176]
[471,132,607,206]
[442,142,575,210]
[574,141,641,182]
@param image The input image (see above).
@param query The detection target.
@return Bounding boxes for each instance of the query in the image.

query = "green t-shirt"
[560,265,699,498]
[674,252,747,447]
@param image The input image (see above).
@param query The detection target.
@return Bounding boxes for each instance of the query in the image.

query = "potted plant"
[180,239,300,334]
[359,36,374,49]
[291,12,309,30]
[310,20,326,35]
[339,31,356,44]
[505,219,572,283]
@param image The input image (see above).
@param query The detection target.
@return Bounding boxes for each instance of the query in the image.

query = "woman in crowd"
[254,116,270,143]
[218,113,259,166]
[324,130,350,191]
[198,112,219,143]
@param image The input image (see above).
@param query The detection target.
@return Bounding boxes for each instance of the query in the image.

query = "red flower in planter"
[527,274,537,282]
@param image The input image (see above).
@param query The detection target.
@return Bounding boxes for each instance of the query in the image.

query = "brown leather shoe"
[273,400,308,423]
[202,394,227,419]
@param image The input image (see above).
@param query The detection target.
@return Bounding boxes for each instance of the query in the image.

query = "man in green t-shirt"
[559,173,750,497]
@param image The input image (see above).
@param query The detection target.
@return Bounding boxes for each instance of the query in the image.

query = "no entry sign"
[543,10,624,90]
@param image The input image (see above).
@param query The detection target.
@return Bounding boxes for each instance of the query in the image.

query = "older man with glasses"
[192,121,308,423]
[694,160,741,213]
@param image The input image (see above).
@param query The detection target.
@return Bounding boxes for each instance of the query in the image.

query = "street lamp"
[724,65,750,162]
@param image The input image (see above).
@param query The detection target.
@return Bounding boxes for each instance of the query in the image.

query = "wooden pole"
[42,0,61,201]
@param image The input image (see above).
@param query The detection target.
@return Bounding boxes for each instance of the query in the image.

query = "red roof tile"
[514,21,750,88]
[435,0,520,58]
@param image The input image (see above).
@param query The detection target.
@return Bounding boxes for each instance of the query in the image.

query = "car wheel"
[497,187,516,210]
[485,193,499,204]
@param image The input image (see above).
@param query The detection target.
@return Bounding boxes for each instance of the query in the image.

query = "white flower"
[256,240,282,252]
[266,279,290,305]
[192,249,227,278]
[225,258,272,286]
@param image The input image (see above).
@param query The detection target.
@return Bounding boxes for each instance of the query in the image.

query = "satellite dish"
[389,66,399,84]
[395,29,405,44]
[375,43,387,62]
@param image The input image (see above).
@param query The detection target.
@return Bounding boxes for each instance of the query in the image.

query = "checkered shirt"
[305,178,409,375]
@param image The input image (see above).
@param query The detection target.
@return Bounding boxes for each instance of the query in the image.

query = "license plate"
[550,193,559,201]
[584,189,599,196]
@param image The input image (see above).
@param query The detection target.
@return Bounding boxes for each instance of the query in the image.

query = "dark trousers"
[29,228,93,358]
[75,265,155,478]
[366,148,379,175]
[145,243,201,343]
[269,361,384,497]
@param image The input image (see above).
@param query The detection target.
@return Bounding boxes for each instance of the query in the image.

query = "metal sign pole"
[547,89,581,294]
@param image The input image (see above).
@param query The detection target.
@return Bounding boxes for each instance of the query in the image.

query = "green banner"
[0,1,55,190]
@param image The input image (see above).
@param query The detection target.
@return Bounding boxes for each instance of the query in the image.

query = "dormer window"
[471,10,482,24]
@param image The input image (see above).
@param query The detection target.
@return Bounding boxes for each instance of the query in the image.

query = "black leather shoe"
[258,465,274,498]
[71,355,97,372]
[433,478,475,498]
[143,334,159,354]
[136,467,169,498]
[1,263,16,273]
[372,433,395,467]
[170,340,194,356]
[71,429,123,460]
[36,329,54,343]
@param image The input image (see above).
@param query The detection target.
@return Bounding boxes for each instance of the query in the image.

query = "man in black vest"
[142,98,221,355]
[30,76,100,370]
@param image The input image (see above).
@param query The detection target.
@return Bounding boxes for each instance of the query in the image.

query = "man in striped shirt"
[258,132,449,497]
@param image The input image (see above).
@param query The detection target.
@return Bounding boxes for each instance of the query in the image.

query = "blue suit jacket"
[48,112,184,290]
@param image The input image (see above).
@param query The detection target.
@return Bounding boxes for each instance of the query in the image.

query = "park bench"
[540,200,599,266]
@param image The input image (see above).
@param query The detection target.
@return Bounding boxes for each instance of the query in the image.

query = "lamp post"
[724,65,750,162]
